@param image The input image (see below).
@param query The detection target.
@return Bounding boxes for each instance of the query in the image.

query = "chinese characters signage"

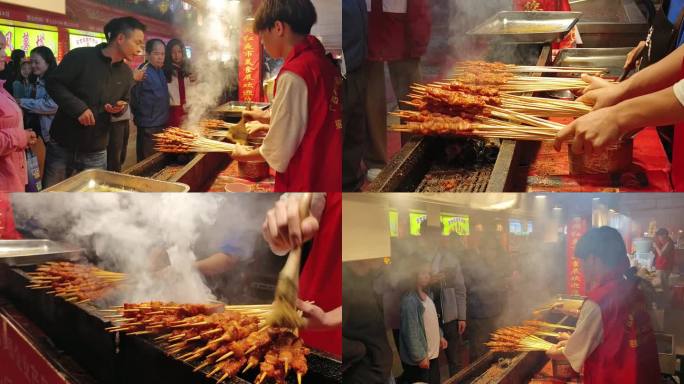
[238,30,263,102]
[69,33,105,49]
[566,216,588,295]
[13,27,58,55]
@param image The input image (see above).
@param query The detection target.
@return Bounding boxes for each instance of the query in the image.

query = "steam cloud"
[11,193,279,304]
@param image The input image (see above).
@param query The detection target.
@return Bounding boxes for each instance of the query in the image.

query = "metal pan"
[42,169,190,192]
[468,11,582,43]
[553,47,633,78]
[0,240,83,266]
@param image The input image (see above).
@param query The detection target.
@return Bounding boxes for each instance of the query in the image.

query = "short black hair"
[145,39,165,54]
[104,17,146,43]
[655,228,669,237]
[253,0,317,35]
[575,226,628,268]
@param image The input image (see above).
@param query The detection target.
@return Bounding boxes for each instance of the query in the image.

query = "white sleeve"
[674,79,684,107]
[563,300,604,372]
[259,72,308,173]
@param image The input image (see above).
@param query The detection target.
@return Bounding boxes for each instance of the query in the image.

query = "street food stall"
[368,4,671,192]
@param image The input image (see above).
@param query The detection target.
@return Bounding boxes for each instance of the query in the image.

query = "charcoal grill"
[0,263,341,384]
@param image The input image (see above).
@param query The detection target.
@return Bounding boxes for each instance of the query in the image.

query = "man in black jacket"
[44,17,145,187]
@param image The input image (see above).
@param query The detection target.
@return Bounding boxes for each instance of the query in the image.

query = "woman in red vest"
[546,227,660,384]
[232,0,341,192]
[554,46,684,190]
[262,193,342,357]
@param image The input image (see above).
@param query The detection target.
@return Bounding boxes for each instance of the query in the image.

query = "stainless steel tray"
[554,47,633,78]
[42,169,190,192]
[468,11,582,43]
[213,101,270,117]
[0,240,83,266]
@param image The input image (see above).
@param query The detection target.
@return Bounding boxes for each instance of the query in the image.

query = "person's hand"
[242,110,269,124]
[554,106,623,155]
[231,143,251,159]
[576,74,624,110]
[189,73,198,82]
[105,101,127,114]
[546,342,569,360]
[558,332,571,341]
[133,68,147,82]
[624,41,647,70]
[262,194,323,252]
[246,122,270,135]
[458,320,466,335]
[296,299,332,330]
[25,130,37,146]
[440,337,448,350]
[78,108,96,126]
[418,358,429,369]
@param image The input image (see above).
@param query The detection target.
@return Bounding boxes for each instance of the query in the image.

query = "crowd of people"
[0,16,193,192]
[343,224,523,384]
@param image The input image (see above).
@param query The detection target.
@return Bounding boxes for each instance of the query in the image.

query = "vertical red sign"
[238,29,263,102]
[566,216,587,295]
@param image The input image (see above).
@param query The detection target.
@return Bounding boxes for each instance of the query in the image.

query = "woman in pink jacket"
[0,33,37,192]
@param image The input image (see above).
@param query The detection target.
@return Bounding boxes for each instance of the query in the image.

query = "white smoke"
[11,193,225,303]
[181,0,242,131]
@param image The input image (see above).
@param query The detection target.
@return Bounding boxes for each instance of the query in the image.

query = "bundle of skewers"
[390,59,610,139]
[452,60,608,76]
[154,127,239,154]
[26,261,126,304]
[450,60,608,93]
[485,321,576,353]
[103,302,308,384]
[199,119,233,130]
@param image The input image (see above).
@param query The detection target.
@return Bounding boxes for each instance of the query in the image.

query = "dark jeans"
[401,358,439,384]
[108,120,130,172]
[43,141,107,187]
[136,125,165,163]
[342,65,367,191]
[443,320,464,376]
[467,317,499,361]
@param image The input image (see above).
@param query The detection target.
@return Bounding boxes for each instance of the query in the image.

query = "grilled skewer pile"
[154,127,238,154]
[485,321,575,353]
[391,60,604,139]
[26,261,125,304]
[104,302,309,384]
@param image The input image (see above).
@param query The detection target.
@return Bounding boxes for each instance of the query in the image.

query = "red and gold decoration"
[566,216,588,295]
[238,25,264,102]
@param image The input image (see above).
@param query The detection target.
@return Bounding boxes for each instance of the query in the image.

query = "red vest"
[584,274,660,384]
[0,193,21,239]
[671,57,684,190]
[298,193,342,357]
[273,36,342,192]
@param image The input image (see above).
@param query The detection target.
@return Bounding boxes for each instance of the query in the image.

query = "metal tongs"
[618,27,652,82]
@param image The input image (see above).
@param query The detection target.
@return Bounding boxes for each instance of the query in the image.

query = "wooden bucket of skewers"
[568,138,633,175]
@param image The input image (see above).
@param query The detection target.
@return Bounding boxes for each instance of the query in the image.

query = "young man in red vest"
[233,0,342,192]
[554,45,684,190]
[546,226,660,384]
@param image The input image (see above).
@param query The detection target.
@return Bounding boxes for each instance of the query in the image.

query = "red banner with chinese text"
[238,30,263,102]
[0,314,69,384]
[566,216,587,295]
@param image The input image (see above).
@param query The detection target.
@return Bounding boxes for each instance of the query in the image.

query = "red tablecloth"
[526,121,672,192]
[207,161,275,192]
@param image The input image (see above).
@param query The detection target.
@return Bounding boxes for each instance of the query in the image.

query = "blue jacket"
[131,65,170,128]
[19,77,58,142]
[399,290,443,366]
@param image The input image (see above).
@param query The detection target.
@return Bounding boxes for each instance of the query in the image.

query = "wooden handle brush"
[267,193,312,329]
